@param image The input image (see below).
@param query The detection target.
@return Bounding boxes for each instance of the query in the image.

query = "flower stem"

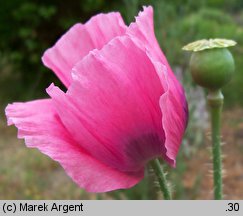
[207,90,224,200]
[150,159,172,200]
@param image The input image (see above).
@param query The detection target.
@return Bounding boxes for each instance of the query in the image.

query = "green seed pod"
[183,39,236,90]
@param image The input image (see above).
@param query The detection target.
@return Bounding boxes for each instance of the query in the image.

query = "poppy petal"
[127,6,188,165]
[5,99,143,192]
[42,12,127,87]
[47,36,169,172]
[148,59,188,166]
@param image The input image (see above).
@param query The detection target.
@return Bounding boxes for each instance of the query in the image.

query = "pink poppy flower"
[5,6,188,192]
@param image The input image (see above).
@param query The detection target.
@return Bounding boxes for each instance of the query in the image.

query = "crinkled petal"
[5,99,143,192]
[148,59,188,167]
[127,6,188,165]
[42,12,127,87]
[126,6,163,62]
[47,36,173,172]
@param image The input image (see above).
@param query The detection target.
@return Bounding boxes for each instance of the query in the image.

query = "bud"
[183,39,236,90]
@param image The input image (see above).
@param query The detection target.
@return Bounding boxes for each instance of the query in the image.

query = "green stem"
[150,159,172,200]
[207,90,224,200]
